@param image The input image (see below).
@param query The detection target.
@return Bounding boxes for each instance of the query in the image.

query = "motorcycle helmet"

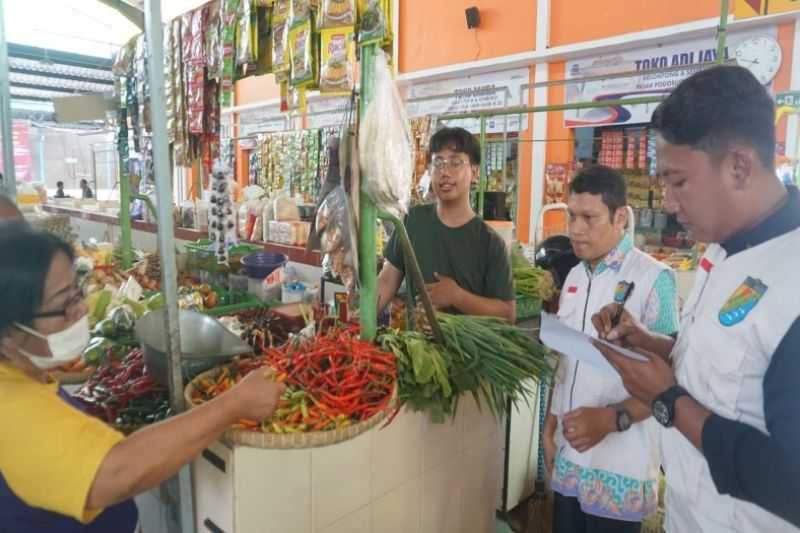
[534,235,579,291]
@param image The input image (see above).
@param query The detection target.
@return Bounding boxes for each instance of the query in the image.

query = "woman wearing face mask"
[0,222,286,532]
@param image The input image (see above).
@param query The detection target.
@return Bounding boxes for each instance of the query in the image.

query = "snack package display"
[319,27,355,95]
[319,0,355,28]
[289,0,312,28]
[209,161,239,265]
[236,0,254,67]
[358,50,412,217]
[272,0,290,24]
[315,186,358,293]
[220,0,239,107]
[358,0,389,44]
[289,21,316,87]
[272,21,290,81]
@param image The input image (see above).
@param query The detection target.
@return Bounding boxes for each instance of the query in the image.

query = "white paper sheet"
[539,312,648,375]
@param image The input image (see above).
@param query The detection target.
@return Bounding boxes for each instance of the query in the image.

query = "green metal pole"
[0,0,16,201]
[358,44,378,341]
[717,0,729,65]
[478,115,487,218]
[118,126,133,269]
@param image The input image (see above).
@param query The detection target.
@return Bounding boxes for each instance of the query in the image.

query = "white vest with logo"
[551,247,670,481]
[664,229,800,533]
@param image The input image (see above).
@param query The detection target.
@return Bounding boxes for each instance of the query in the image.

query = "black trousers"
[552,492,642,533]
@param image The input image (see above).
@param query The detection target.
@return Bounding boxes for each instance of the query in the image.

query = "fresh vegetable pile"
[511,242,556,301]
[75,348,171,429]
[190,326,397,433]
[235,308,303,354]
[379,313,553,423]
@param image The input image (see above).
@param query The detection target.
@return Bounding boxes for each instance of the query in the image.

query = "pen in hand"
[610,281,635,328]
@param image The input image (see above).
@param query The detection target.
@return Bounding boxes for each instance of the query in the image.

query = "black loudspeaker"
[465,7,480,29]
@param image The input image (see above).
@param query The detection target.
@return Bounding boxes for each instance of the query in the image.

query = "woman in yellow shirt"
[0,221,285,532]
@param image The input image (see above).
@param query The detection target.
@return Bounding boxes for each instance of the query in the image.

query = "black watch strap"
[653,385,690,427]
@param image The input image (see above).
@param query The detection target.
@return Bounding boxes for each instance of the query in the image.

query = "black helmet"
[534,235,579,290]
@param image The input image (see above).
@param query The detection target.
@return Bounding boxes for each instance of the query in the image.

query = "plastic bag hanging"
[315,185,359,294]
[358,49,412,218]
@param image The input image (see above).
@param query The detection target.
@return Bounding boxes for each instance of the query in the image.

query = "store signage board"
[238,108,287,137]
[406,68,530,134]
[735,0,800,18]
[563,27,778,128]
[776,91,800,109]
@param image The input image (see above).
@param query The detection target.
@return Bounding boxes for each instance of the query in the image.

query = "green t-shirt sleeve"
[485,234,515,302]
[383,218,407,273]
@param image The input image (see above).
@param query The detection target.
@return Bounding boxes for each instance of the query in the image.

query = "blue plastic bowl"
[241,251,288,279]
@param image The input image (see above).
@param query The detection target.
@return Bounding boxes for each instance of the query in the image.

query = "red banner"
[0,120,33,182]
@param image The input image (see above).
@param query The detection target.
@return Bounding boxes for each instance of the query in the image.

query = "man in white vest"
[594,65,800,532]
[544,165,679,533]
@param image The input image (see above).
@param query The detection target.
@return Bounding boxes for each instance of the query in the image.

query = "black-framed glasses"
[431,157,469,173]
[29,282,85,319]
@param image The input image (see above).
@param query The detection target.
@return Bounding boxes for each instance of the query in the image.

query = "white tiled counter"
[193,395,502,533]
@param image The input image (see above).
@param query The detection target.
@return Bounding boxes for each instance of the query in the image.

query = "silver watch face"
[618,410,632,431]
[653,400,670,426]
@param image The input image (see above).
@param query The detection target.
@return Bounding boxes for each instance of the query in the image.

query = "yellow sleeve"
[0,379,124,523]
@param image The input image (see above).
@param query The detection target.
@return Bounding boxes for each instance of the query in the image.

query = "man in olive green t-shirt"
[377,127,515,323]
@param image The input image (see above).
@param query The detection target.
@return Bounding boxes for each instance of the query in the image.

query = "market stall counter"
[40,204,321,266]
[192,398,501,533]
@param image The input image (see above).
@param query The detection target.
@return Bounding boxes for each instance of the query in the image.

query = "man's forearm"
[643,332,676,361]
[673,395,713,450]
[621,397,652,424]
[454,289,515,322]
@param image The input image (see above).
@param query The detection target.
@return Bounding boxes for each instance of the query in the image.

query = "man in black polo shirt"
[594,66,800,532]
[376,126,515,323]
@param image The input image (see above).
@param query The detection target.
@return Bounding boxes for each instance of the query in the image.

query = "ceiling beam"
[9,66,113,86]
[8,43,113,70]
[94,0,145,30]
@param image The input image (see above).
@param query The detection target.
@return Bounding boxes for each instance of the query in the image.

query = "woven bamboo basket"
[184,365,395,450]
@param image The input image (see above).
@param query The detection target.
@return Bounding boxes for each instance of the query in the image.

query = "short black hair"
[0,223,74,335]
[80,179,88,186]
[651,65,775,171]
[57,181,64,187]
[429,126,481,165]
[569,165,627,215]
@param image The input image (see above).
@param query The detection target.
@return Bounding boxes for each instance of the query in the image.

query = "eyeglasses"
[30,281,86,319]
[430,157,469,173]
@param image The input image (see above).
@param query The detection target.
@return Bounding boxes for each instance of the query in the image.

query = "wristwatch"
[652,385,690,427]
[610,403,632,432]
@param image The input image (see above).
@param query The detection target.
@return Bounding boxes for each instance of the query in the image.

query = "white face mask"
[14,316,91,369]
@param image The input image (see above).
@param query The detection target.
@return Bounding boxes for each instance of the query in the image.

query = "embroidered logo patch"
[567,286,578,294]
[718,276,768,327]
[614,281,632,303]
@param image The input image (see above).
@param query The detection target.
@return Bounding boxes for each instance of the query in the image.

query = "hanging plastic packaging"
[358,50,412,217]
[315,185,359,293]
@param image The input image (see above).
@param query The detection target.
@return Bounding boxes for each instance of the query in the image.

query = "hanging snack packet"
[320,27,355,95]
[358,0,388,45]
[236,0,254,67]
[319,0,355,28]
[255,6,273,75]
[272,0,290,24]
[272,21,290,81]
[289,0,312,28]
[289,21,315,87]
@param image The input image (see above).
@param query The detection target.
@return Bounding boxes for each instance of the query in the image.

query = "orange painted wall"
[545,62,574,165]
[515,66,536,243]
[235,73,281,106]
[398,0,536,73]
[550,0,733,47]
